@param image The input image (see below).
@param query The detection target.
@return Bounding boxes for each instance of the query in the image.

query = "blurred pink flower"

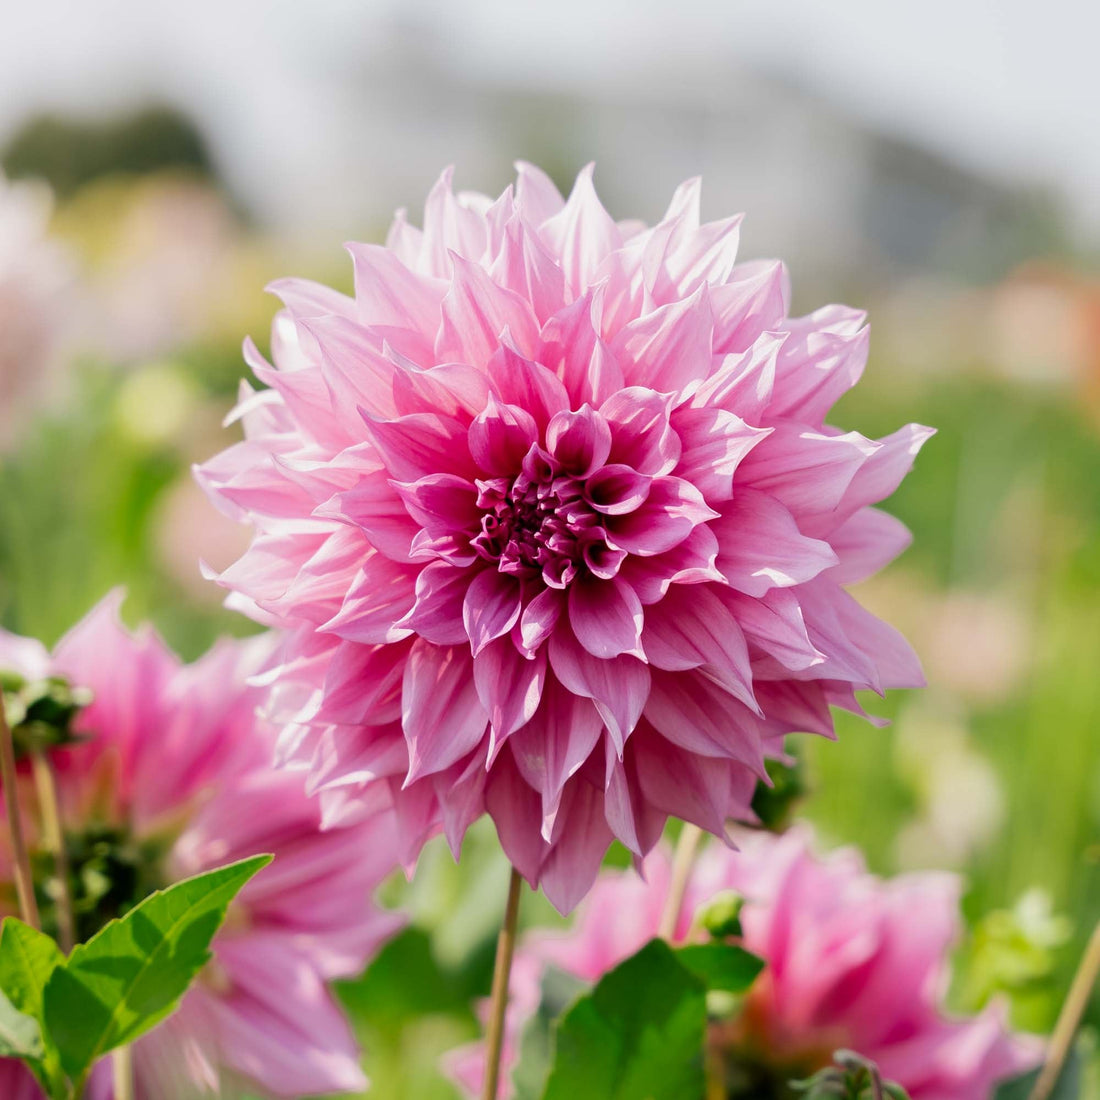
[447,829,1039,1100]
[0,174,74,448]
[197,163,930,912]
[0,593,403,1099]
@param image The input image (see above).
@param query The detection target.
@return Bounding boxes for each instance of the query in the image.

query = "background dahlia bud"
[197,162,932,913]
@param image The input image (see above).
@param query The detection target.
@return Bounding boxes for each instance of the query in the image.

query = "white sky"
[0,0,1096,238]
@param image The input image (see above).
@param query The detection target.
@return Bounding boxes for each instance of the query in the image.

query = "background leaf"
[993,1044,1083,1100]
[42,853,271,1083]
[541,938,706,1100]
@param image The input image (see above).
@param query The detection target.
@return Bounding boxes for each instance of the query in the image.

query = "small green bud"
[698,889,745,939]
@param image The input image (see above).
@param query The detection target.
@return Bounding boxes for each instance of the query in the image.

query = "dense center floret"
[471,452,625,589]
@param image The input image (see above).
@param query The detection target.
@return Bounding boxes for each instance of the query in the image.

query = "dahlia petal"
[645,668,766,771]
[692,333,782,422]
[319,553,417,644]
[754,680,837,738]
[768,312,870,425]
[545,405,613,477]
[302,314,400,421]
[391,472,481,538]
[641,586,756,706]
[315,469,421,562]
[603,747,643,854]
[540,163,621,299]
[437,252,540,366]
[346,240,446,332]
[610,285,714,395]
[421,167,489,274]
[538,779,615,914]
[834,423,935,518]
[604,476,718,556]
[583,464,652,515]
[665,214,743,299]
[402,640,488,780]
[518,586,565,653]
[267,276,356,320]
[712,488,838,596]
[735,425,877,518]
[827,507,913,585]
[628,720,743,836]
[434,748,490,857]
[475,639,548,753]
[490,214,567,324]
[463,568,524,655]
[600,387,682,476]
[618,523,724,604]
[711,259,790,354]
[391,361,491,421]
[721,588,822,672]
[361,410,478,482]
[547,629,649,753]
[485,753,546,884]
[568,575,644,660]
[468,395,539,476]
[396,560,471,645]
[514,160,566,225]
[671,405,771,501]
[385,206,423,267]
[486,342,570,430]
[509,678,604,837]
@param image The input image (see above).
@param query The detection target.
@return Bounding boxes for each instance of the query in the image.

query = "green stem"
[481,866,523,1100]
[30,747,74,952]
[659,823,702,941]
[112,1045,135,1100]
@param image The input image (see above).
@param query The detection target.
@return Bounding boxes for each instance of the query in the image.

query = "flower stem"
[1029,918,1100,1100]
[30,747,74,952]
[482,866,523,1100]
[659,822,702,941]
[112,1044,134,1100]
[0,698,40,929]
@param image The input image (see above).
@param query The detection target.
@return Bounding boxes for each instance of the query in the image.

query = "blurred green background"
[1,18,1099,1091]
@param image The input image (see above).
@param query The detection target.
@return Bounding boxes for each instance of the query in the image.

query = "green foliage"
[1,673,93,757]
[0,988,44,1060]
[673,942,763,994]
[0,855,269,1099]
[510,967,587,1100]
[540,938,707,1100]
[0,919,66,1096]
[751,755,808,832]
[695,890,746,940]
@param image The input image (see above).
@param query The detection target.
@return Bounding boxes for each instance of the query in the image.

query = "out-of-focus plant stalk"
[1030,919,1100,1100]
[113,1044,135,1100]
[30,745,74,951]
[659,823,702,941]
[482,867,523,1100]
[0,696,40,928]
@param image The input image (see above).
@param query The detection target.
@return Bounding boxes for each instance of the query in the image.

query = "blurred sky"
[1,0,1097,240]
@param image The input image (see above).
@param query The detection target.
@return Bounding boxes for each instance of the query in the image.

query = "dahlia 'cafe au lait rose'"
[445,828,1041,1100]
[197,162,933,913]
[0,593,405,1100]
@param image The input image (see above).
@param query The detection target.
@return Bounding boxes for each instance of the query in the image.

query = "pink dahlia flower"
[0,593,403,1099]
[197,163,931,912]
[446,828,1040,1100]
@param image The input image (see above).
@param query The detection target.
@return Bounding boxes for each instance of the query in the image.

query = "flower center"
[32,823,171,945]
[470,449,626,589]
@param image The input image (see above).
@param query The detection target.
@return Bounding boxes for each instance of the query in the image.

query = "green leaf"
[674,942,764,994]
[0,987,43,1059]
[43,853,271,1083]
[510,966,588,1100]
[0,918,66,1097]
[541,938,706,1100]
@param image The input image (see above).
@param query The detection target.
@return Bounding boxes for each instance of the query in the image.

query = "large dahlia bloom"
[447,829,1040,1100]
[0,594,403,1099]
[198,163,931,912]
